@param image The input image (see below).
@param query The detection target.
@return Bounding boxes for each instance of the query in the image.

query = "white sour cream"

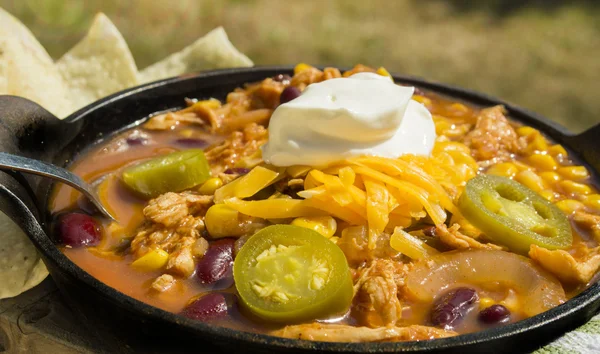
[261,72,436,167]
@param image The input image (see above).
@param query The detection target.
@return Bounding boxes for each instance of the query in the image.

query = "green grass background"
[2,0,599,132]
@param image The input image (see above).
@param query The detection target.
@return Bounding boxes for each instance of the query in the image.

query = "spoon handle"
[0,152,116,221]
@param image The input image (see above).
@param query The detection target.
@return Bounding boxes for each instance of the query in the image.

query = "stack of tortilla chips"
[0,8,253,299]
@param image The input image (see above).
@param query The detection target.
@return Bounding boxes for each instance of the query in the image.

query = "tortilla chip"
[0,8,74,117]
[56,13,139,112]
[0,212,49,299]
[139,27,253,84]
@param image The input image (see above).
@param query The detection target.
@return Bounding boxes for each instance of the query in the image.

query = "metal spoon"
[0,152,117,221]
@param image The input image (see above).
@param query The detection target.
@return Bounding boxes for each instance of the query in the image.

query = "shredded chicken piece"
[573,211,600,242]
[144,192,212,227]
[151,274,176,292]
[353,259,408,327]
[435,224,504,251]
[323,67,342,80]
[166,237,196,277]
[192,238,209,257]
[248,78,285,109]
[144,112,206,130]
[204,123,268,175]
[337,226,401,267]
[131,191,212,260]
[272,323,455,342]
[290,67,325,88]
[342,64,377,77]
[529,244,600,283]
[464,105,525,166]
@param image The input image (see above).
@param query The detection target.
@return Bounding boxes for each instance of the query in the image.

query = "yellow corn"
[376,67,391,77]
[291,216,337,238]
[527,134,549,153]
[413,95,431,106]
[515,170,546,192]
[294,63,313,74]
[517,126,540,138]
[584,194,600,210]
[179,129,194,138]
[450,103,468,112]
[528,154,557,171]
[539,171,561,184]
[548,144,568,157]
[198,177,223,195]
[559,180,592,196]
[514,160,534,172]
[557,166,589,181]
[204,204,247,238]
[131,249,169,272]
[479,297,495,310]
[555,199,585,214]
[539,189,556,202]
[487,163,519,178]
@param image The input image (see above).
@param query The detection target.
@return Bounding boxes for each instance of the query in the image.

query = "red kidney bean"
[196,239,235,285]
[279,86,301,104]
[223,167,250,175]
[56,213,102,247]
[272,74,291,83]
[181,293,229,321]
[125,137,147,146]
[422,226,437,237]
[431,287,478,329]
[479,304,511,325]
[174,138,209,148]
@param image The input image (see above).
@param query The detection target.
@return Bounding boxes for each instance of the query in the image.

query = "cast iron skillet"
[1,67,599,353]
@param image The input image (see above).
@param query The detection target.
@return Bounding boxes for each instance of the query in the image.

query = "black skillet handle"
[0,95,76,235]
[563,123,600,174]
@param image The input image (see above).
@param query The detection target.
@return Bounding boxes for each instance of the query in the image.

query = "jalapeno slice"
[233,225,353,323]
[122,149,210,198]
[458,175,571,254]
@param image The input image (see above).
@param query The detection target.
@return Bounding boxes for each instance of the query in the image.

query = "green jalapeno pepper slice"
[233,225,353,323]
[122,149,210,198]
[458,174,572,254]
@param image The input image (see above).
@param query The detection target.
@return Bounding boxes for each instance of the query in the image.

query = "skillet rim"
[35,66,600,352]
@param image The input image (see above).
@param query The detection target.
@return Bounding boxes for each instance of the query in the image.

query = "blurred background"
[2,0,599,132]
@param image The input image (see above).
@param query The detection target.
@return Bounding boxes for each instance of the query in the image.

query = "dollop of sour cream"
[261,72,436,167]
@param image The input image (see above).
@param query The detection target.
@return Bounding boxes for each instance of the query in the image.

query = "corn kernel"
[539,189,556,202]
[515,170,546,192]
[527,134,549,153]
[528,154,557,171]
[584,194,600,210]
[291,216,337,238]
[487,163,519,178]
[555,199,585,214]
[548,144,568,157]
[539,171,561,184]
[376,67,391,77]
[559,180,592,196]
[412,95,432,106]
[557,166,589,181]
[294,63,313,74]
[131,249,169,271]
[198,177,223,195]
[479,297,495,310]
[514,160,533,172]
[516,126,540,137]
[179,129,194,138]
[450,103,469,112]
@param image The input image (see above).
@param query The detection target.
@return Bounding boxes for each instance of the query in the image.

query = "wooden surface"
[0,279,108,354]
